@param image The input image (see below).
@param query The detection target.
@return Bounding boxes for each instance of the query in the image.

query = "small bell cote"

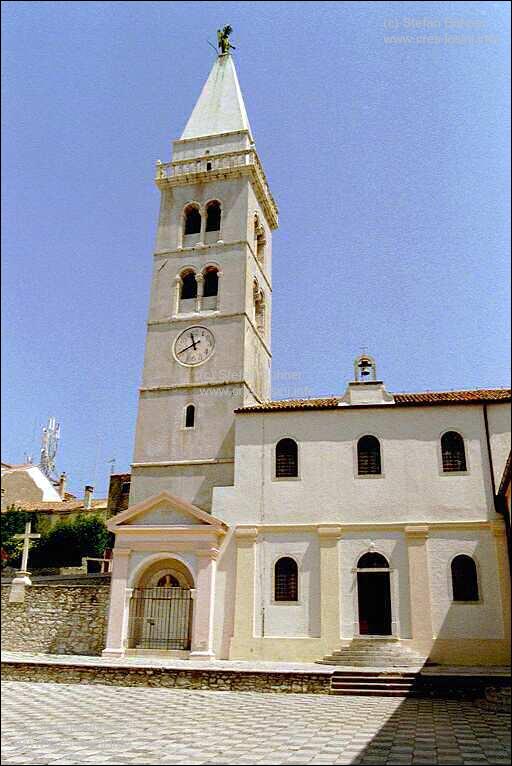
[340,353,395,406]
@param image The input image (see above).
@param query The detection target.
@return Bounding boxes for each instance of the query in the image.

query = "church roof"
[235,388,511,413]
[181,54,253,140]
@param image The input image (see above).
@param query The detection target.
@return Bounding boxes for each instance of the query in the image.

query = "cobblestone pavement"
[1,681,510,765]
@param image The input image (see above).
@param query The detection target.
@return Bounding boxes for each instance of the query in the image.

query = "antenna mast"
[39,417,60,478]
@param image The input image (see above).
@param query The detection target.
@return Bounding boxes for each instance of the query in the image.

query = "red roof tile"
[235,388,511,413]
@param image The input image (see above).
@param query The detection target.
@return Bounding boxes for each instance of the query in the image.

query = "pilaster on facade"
[405,524,433,648]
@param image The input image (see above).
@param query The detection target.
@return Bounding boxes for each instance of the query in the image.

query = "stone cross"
[14,521,41,575]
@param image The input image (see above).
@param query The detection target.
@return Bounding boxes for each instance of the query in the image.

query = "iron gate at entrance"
[128,587,193,650]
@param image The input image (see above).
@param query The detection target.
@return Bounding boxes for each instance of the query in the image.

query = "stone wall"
[1,661,331,694]
[1,584,110,656]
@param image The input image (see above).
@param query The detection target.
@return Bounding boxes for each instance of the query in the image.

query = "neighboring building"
[1,463,65,508]
[103,48,511,667]
[10,485,108,528]
[107,473,131,517]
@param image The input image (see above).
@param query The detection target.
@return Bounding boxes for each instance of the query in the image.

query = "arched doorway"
[356,552,392,636]
[128,559,194,651]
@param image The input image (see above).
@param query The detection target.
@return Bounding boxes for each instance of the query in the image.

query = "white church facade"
[103,50,511,667]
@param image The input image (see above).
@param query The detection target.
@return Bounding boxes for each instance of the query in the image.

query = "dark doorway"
[357,552,392,635]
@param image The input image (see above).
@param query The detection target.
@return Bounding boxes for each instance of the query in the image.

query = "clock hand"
[190,333,197,350]
[177,340,201,355]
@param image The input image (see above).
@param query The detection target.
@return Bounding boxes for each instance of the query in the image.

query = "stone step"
[330,687,418,697]
[331,681,415,691]
[332,673,416,682]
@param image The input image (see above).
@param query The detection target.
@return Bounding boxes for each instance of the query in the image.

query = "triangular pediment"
[107,491,227,531]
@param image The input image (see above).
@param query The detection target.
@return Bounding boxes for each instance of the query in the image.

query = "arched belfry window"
[451,555,479,601]
[184,404,195,429]
[254,214,266,265]
[441,431,467,472]
[205,201,221,233]
[184,205,201,236]
[274,557,298,601]
[357,435,381,475]
[180,270,197,300]
[253,280,265,335]
[203,267,219,298]
[276,438,298,478]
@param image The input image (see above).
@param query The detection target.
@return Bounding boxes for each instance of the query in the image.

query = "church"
[103,45,511,667]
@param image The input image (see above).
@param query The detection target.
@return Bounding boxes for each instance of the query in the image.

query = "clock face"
[173,326,215,367]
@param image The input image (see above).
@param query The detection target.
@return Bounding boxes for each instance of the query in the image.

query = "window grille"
[441,432,467,472]
[274,557,298,601]
[276,438,298,478]
[357,435,381,475]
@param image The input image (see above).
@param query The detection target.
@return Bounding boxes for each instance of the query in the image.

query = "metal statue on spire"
[217,25,236,54]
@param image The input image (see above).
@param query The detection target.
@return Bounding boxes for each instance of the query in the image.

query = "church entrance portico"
[102,491,227,660]
[128,558,194,651]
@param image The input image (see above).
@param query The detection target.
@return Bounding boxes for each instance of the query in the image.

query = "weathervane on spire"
[217,25,236,55]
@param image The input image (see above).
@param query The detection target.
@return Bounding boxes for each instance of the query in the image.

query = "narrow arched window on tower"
[184,404,195,429]
[254,214,266,265]
[274,557,298,601]
[253,280,265,335]
[275,438,298,478]
[357,435,381,475]
[205,201,221,233]
[451,555,479,601]
[184,205,201,235]
[441,431,467,472]
[203,267,219,297]
[180,271,197,301]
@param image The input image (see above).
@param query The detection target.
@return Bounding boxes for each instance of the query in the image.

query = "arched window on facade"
[451,555,479,601]
[274,557,298,601]
[205,201,221,233]
[441,431,467,472]
[276,438,298,479]
[253,280,265,335]
[357,435,382,475]
[254,214,266,265]
[184,404,195,429]
[183,204,201,236]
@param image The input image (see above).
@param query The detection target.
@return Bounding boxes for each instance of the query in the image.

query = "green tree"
[0,507,39,568]
[31,514,111,569]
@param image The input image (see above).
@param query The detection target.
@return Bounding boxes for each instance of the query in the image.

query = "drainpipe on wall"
[483,404,512,577]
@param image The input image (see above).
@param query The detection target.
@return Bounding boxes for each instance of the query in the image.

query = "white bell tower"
[130,51,278,511]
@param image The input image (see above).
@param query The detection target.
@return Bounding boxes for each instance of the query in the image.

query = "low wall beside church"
[1,584,110,656]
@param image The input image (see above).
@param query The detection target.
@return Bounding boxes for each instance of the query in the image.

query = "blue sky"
[2,1,510,497]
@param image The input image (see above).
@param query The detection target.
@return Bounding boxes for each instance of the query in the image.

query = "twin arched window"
[183,201,221,242]
[274,557,298,601]
[178,266,220,311]
[441,431,467,472]
[275,438,298,478]
[451,555,479,601]
[357,435,381,475]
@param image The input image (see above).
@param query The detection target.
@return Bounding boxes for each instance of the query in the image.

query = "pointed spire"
[181,54,253,141]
